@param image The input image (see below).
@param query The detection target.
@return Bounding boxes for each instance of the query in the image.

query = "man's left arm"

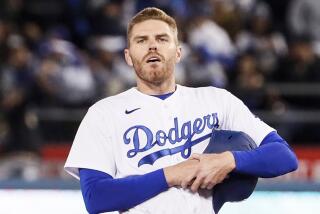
[189,131,298,192]
[232,131,298,177]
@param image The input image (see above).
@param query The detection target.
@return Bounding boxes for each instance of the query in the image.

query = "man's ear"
[175,46,182,63]
[124,49,133,66]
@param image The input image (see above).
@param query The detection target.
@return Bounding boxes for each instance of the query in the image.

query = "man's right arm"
[79,159,199,214]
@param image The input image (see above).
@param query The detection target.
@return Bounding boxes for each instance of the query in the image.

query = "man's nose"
[148,40,158,51]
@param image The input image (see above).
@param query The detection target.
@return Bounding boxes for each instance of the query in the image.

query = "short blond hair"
[127,7,178,46]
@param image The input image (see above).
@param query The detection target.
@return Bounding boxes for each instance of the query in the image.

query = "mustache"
[143,52,164,62]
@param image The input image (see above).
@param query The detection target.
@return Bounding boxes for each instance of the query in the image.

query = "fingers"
[190,174,204,192]
[171,153,231,191]
[204,175,217,190]
[181,180,189,189]
[166,158,199,188]
[181,161,198,189]
[181,176,196,189]
[192,168,230,191]
[181,159,199,188]
[206,182,216,190]
[203,172,229,190]
[199,173,216,190]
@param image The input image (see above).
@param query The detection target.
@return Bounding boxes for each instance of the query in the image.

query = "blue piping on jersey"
[152,91,174,100]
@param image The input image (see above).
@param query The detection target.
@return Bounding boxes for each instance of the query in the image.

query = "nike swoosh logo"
[125,108,141,114]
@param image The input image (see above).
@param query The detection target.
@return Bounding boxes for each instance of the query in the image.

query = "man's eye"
[158,38,168,42]
[137,39,145,43]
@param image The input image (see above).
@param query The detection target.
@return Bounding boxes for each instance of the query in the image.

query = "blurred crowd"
[1,0,320,156]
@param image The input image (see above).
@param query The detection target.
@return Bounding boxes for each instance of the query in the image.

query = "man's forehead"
[131,19,174,37]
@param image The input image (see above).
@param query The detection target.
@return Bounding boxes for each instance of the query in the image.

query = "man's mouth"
[146,56,161,63]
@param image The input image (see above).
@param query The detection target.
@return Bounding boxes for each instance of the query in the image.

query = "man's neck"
[136,78,176,95]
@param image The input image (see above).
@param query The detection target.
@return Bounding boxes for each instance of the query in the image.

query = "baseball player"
[65,7,298,214]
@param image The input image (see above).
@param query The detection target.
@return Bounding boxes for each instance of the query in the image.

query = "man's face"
[125,19,181,85]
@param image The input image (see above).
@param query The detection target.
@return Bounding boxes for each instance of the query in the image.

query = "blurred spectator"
[64,0,91,47]
[262,0,290,32]
[0,0,24,23]
[20,0,67,30]
[0,36,38,153]
[231,53,266,109]
[274,36,320,110]
[88,35,134,98]
[89,0,126,36]
[22,22,43,51]
[186,14,235,88]
[275,36,320,82]
[211,0,243,40]
[0,19,11,65]
[136,0,170,12]
[188,17,236,67]
[173,42,189,85]
[185,47,228,88]
[36,38,96,107]
[135,0,190,18]
[236,1,287,78]
[287,0,320,54]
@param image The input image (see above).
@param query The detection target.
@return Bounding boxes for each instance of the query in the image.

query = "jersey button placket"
[165,103,181,163]
[163,103,171,120]
[161,102,175,165]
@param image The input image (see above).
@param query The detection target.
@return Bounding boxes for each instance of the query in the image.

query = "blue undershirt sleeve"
[232,131,298,178]
[79,168,169,214]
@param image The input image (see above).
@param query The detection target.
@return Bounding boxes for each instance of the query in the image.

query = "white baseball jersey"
[64,85,274,214]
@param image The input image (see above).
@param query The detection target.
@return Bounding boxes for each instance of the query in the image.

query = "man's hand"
[163,159,199,188]
[189,152,236,192]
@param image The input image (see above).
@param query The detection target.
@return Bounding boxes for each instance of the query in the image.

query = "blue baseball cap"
[204,130,258,213]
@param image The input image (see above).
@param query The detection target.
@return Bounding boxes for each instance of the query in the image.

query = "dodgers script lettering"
[123,113,219,166]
